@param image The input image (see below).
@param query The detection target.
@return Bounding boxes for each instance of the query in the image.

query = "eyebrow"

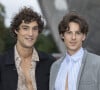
[21,25,29,28]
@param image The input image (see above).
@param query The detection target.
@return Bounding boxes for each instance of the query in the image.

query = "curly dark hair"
[58,11,88,36]
[10,7,44,37]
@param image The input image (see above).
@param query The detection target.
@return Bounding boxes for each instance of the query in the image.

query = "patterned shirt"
[14,46,39,90]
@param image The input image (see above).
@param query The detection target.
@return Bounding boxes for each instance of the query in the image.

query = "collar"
[66,47,84,63]
[14,45,39,62]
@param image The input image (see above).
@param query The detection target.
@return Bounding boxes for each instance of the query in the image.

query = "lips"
[25,38,34,41]
[70,42,76,43]
[70,42,77,45]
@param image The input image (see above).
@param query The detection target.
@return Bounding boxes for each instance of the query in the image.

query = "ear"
[82,34,86,41]
[15,30,18,34]
[60,34,64,39]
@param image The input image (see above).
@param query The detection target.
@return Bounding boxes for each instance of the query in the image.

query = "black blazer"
[0,48,55,90]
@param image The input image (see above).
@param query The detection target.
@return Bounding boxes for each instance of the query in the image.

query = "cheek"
[64,38,69,45]
[18,33,25,38]
[34,32,39,37]
[78,35,86,41]
[64,36,70,41]
[17,31,26,36]
[78,38,84,43]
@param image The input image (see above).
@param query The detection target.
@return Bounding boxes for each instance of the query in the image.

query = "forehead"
[68,22,80,31]
[20,21,38,27]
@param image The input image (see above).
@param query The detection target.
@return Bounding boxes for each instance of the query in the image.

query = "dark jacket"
[0,48,55,90]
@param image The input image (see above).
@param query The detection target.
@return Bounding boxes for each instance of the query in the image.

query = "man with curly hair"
[0,7,55,90]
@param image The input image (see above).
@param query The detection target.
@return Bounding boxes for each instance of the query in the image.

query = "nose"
[72,33,76,40]
[28,29,33,36]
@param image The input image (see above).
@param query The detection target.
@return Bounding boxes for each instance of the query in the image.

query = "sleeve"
[98,63,100,90]
[0,55,3,90]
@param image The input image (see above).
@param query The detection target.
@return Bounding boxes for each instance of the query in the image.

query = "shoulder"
[0,47,14,57]
[0,48,14,64]
[86,51,100,60]
[36,51,56,72]
[50,54,65,70]
[37,51,56,63]
[85,50,100,65]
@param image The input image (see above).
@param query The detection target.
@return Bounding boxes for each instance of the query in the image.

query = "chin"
[68,47,79,51]
[24,45,34,48]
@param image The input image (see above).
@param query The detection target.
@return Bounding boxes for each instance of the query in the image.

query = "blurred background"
[0,0,100,58]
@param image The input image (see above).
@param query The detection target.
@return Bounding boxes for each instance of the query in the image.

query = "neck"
[67,50,76,56]
[16,44,33,59]
[67,47,82,56]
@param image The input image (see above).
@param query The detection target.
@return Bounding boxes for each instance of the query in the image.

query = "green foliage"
[0,3,6,53]
[4,28,16,51]
[35,34,58,53]
[0,3,15,53]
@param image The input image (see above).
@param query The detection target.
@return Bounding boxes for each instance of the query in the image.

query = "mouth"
[26,38,34,41]
[70,42,77,45]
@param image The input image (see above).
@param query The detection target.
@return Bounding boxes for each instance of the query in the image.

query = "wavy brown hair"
[10,7,44,37]
[58,11,88,36]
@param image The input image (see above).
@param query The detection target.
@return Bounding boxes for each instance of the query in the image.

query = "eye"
[23,27,28,30]
[65,31,72,34]
[22,27,29,30]
[32,26,39,30]
[76,31,82,35]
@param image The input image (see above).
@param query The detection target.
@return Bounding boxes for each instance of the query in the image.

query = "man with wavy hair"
[50,12,100,90]
[0,7,55,90]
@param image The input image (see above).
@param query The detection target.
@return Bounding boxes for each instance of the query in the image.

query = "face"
[61,22,86,55]
[15,21,39,49]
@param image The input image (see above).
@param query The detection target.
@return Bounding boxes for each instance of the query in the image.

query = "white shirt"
[55,47,84,90]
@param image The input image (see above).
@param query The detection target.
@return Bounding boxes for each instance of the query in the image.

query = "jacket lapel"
[76,50,88,90]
